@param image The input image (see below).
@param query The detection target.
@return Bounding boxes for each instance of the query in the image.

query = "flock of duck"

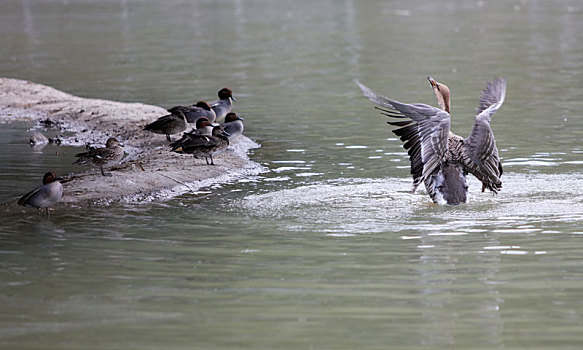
[145,87,244,165]
[18,77,507,214]
[18,87,242,214]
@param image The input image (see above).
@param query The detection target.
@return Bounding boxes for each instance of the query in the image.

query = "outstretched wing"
[461,77,506,193]
[358,81,451,191]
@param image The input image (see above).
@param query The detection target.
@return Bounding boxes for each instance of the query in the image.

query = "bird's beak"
[237,116,245,121]
[231,96,237,102]
[427,76,438,88]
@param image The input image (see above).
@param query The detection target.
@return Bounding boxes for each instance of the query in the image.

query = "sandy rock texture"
[0,77,263,206]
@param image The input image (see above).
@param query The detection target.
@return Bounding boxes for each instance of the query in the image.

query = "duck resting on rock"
[144,110,188,142]
[73,137,125,176]
[358,77,506,205]
[170,125,230,165]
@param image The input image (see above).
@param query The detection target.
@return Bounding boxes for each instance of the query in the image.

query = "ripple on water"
[503,158,559,167]
[503,152,583,169]
[239,173,583,235]
[240,177,420,233]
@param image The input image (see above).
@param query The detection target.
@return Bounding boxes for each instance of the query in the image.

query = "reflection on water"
[0,122,82,202]
[1,0,583,348]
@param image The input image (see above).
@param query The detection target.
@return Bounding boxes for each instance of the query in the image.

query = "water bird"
[192,117,214,136]
[210,87,236,122]
[18,171,63,215]
[220,112,244,140]
[167,101,216,124]
[73,137,125,176]
[358,77,506,205]
[144,110,188,141]
[169,117,214,150]
[171,125,230,165]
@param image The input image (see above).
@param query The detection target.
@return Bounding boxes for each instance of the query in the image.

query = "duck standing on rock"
[171,125,230,165]
[168,101,216,124]
[18,171,63,215]
[73,137,125,176]
[169,117,214,151]
[220,112,244,141]
[144,110,188,141]
[168,118,212,153]
[358,77,506,205]
[210,87,236,122]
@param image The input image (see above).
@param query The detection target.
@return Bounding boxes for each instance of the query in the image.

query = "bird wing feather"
[17,187,40,206]
[358,81,451,189]
[461,77,506,193]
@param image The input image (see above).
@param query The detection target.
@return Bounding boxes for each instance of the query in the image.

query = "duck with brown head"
[210,87,236,122]
[18,171,63,215]
[220,112,244,141]
[171,125,230,165]
[192,116,214,136]
[168,117,214,150]
[428,76,451,113]
[358,76,506,205]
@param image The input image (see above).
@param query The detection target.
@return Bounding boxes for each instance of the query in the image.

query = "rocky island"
[0,78,263,207]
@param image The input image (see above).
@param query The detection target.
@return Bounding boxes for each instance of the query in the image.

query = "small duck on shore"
[220,112,244,141]
[171,125,230,165]
[168,101,216,124]
[168,117,214,150]
[144,110,188,142]
[210,87,236,122]
[73,137,125,176]
[18,171,63,215]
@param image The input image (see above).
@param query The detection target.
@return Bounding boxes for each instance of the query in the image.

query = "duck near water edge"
[18,171,63,215]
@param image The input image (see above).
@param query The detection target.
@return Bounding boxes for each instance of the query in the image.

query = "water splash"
[239,173,583,235]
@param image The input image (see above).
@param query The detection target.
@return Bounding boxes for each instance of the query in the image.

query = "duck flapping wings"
[357,77,506,194]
